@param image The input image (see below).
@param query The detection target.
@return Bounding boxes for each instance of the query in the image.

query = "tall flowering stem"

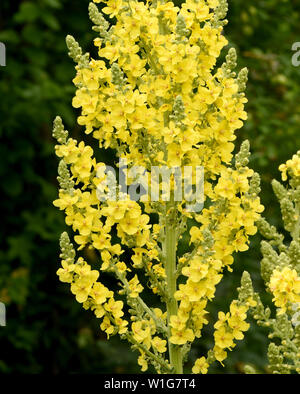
[52,0,263,373]
[241,152,300,374]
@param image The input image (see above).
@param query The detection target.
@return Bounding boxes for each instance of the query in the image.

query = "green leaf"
[41,12,60,30]
[14,3,40,23]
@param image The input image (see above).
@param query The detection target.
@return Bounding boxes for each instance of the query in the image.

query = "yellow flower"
[104,298,124,319]
[53,192,78,210]
[269,267,300,314]
[152,336,167,353]
[169,315,186,331]
[182,257,208,282]
[128,275,144,298]
[214,311,229,330]
[213,345,227,363]
[215,177,235,200]
[99,42,121,62]
[227,318,249,340]
[100,250,111,271]
[72,213,94,236]
[168,143,183,167]
[214,326,234,349]
[90,283,112,305]
[71,277,93,303]
[233,230,249,252]
[57,260,75,283]
[192,356,209,374]
[116,318,128,334]
[170,328,194,345]
[100,316,114,338]
[185,281,207,302]
[102,0,123,18]
[119,214,140,235]
[115,262,128,273]
[132,321,151,344]
[138,352,148,372]
[123,54,147,78]
[92,232,111,250]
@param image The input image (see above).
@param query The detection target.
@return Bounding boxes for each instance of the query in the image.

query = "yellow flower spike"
[53,0,264,374]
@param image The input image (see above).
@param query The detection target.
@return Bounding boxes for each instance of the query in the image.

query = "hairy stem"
[164,204,183,374]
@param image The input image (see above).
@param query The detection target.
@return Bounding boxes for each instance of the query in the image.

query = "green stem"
[126,332,173,373]
[292,202,300,241]
[164,205,183,374]
[114,269,168,334]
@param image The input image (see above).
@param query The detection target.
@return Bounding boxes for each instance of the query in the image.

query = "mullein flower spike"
[241,152,300,374]
[53,0,264,373]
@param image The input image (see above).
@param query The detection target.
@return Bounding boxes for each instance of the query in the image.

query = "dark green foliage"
[0,0,299,373]
[0,0,138,374]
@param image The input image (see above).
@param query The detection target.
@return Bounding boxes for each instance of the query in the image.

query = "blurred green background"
[0,0,299,374]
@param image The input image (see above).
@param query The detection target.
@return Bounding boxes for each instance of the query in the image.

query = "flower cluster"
[53,0,263,373]
[58,232,128,337]
[212,300,251,363]
[279,153,300,181]
[240,152,300,374]
[269,267,300,314]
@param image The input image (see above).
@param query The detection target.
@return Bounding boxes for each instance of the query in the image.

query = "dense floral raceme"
[241,152,300,374]
[53,0,264,373]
